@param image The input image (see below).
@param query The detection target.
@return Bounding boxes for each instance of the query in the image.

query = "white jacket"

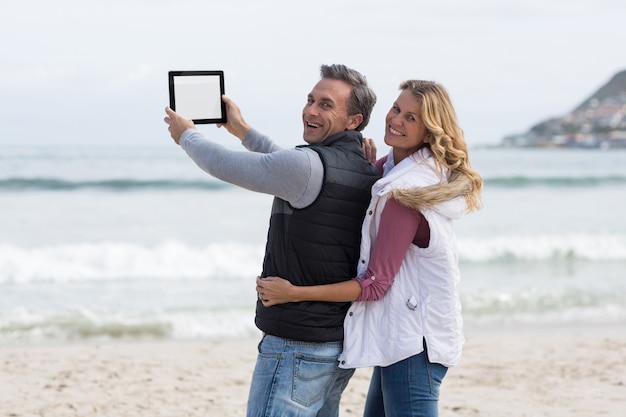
[339,148,466,368]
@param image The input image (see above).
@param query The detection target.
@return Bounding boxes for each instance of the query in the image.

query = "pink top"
[354,157,430,301]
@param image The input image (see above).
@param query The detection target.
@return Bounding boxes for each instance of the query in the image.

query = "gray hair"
[320,64,377,131]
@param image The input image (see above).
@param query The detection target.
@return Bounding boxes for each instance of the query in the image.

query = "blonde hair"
[390,80,483,212]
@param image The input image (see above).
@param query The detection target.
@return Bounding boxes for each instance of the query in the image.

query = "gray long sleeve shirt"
[179,128,324,208]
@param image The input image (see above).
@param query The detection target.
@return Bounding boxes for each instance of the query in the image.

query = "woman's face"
[384,89,429,163]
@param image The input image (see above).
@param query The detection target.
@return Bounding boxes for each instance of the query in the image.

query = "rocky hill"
[502,69,626,148]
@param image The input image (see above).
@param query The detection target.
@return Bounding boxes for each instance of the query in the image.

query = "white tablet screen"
[168,71,225,124]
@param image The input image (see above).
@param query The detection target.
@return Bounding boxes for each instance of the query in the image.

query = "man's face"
[301,78,357,144]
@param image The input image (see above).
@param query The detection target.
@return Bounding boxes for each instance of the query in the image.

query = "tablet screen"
[168,71,226,124]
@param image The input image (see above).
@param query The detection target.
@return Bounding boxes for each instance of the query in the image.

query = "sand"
[1,327,625,417]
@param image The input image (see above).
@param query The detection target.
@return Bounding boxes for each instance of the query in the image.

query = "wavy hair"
[390,80,483,212]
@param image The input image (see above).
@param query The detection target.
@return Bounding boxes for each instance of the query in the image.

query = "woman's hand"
[256,276,298,307]
[362,137,378,163]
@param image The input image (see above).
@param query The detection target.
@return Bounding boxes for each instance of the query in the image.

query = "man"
[164,64,380,417]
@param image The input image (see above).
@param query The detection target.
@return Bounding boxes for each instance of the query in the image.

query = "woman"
[256,80,482,417]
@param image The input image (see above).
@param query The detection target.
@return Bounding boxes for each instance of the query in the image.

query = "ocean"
[1,145,625,345]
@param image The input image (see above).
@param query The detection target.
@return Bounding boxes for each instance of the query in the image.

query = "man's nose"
[304,104,319,117]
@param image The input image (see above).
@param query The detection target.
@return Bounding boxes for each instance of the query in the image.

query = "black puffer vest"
[255,130,381,342]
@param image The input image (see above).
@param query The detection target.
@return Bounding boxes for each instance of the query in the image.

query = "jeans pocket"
[426,360,448,398]
[291,353,339,407]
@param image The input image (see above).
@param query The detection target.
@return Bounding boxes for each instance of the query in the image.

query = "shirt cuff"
[179,128,197,148]
[354,271,377,289]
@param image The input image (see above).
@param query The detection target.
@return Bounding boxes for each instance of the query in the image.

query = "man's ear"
[346,114,364,131]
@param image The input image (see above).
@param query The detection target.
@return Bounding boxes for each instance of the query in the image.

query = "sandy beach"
[1,327,625,417]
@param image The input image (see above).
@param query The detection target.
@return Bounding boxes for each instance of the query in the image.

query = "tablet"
[168,70,226,124]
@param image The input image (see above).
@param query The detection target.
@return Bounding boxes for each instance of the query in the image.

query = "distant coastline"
[501,69,626,149]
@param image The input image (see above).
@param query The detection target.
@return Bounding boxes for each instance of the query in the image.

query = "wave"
[1,235,624,284]
[458,234,626,263]
[2,237,625,344]
[460,286,626,327]
[0,306,261,344]
[2,174,625,192]
[485,175,626,188]
[0,241,265,283]
[1,288,624,344]
[0,177,231,192]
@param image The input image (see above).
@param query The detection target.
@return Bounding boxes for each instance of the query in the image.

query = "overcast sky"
[1,0,625,149]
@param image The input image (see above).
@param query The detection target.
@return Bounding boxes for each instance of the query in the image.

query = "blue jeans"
[246,334,355,417]
[363,349,448,417]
